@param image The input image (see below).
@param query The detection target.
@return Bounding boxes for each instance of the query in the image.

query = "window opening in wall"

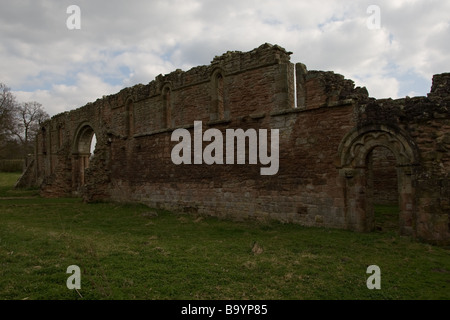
[90,134,97,160]
[217,73,224,119]
[73,125,96,190]
[163,87,171,128]
[42,127,47,155]
[126,99,134,136]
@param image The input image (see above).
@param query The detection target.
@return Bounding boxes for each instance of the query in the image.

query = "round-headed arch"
[72,122,97,155]
[338,125,419,168]
[337,125,420,235]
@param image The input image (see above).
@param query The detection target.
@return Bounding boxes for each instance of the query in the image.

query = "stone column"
[342,167,373,232]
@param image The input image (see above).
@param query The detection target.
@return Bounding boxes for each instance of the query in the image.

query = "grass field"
[0,173,449,300]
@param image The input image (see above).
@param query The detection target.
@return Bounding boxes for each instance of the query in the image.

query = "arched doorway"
[338,126,419,236]
[367,146,400,232]
[72,124,96,193]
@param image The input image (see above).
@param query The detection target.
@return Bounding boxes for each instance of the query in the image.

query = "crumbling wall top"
[428,73,450,102]
[211,43,292,71]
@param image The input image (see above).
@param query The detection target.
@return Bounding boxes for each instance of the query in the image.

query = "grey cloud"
[1,0,449,115]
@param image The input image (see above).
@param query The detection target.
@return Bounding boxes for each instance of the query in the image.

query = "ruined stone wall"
[23,44,450,245]
[354,74,450,242]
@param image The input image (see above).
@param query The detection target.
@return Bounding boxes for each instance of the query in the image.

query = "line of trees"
[0,82,49,163]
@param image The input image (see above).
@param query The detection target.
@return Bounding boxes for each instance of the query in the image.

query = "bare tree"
[0,83,17,152]
[11,101,50,157]
[0,83,49,160]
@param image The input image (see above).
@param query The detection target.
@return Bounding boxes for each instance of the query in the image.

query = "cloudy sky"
[1,0,449,117]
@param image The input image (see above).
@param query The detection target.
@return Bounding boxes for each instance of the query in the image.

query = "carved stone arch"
[338,125,419,168]
[41,126,48,156]
[71,122,97,192]
[337,125,420,236]
[210,66,224,78]
[72,122,97,154]
[123,94,133,104]
[159,80,173,93]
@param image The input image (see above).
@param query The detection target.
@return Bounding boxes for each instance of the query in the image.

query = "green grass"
[0,172,39,198]
[374,204,400,232]
[0,173,449,300]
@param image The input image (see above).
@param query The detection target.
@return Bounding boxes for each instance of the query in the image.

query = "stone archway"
[72,123,96,193]
[337,125,419,236]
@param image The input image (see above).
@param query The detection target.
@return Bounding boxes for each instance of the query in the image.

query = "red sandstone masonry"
[20,44,450,245]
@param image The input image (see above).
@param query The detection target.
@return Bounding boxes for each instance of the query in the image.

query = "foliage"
[0,83,16,155]
[0,83,49,159]
[10,101,49,157]
[0,159,24,173]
